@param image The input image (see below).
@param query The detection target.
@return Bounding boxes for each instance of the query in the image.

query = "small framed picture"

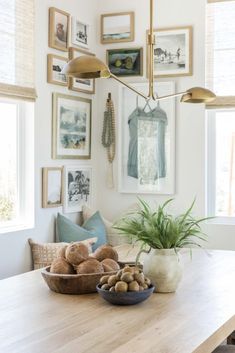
[106,48,143,77]
[64,166,92,213]
[42,167,63,208]
[49,7,70,52]
[147,26,193,78]
[101,12,135,44]
[68,47,95,94]
[71,18,89,49]
[52,93,92,160]
[47,54,68,86]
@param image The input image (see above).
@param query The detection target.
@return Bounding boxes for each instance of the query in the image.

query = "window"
[0,0,36,231]
[206,0,235,219]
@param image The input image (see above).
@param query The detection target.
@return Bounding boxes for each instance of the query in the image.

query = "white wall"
[0,0,99,280]
[1,0,235,280]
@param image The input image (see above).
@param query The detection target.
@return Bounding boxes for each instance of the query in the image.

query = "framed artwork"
[47,54,68,86]
[101,12,135,44]
[147,26,193,78]
[106,48,143,77]
[52,93,92,160]
[42,167,63,208]
[64,166,92,213]
[118,82,175,195]
[49,7,70,52]
[71,18,89,49]
[68,47,95,94]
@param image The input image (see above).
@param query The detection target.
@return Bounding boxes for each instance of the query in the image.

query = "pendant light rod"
[148,0,155,99]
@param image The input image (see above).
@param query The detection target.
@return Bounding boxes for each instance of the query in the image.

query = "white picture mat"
[118,82,175,194]
[71,17,89,49]
[103,15,131,35]
[71,50,94,91]
[47,170,62,203]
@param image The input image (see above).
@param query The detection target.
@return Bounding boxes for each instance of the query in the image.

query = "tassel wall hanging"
[102,93,116,188]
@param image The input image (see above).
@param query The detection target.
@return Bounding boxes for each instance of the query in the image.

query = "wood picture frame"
[42,167,63,208]
[47,54,68,86]
[63,165,92,213]
[101,12,135,44]
[52,93,92,160]
[146,26,193,78]
[68,47,95,94]
[49,7,70,52]
[106,47,143,77]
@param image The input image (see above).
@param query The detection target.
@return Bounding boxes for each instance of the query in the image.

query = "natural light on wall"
[206,0,235,219]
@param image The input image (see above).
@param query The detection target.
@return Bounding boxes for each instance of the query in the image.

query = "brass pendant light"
[62,0,216,104]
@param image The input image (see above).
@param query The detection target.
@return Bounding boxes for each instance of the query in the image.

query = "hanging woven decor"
[102,93,116,188]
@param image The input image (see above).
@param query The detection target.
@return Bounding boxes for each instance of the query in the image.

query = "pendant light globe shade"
[180,87,216,103]
[62,55,111,79]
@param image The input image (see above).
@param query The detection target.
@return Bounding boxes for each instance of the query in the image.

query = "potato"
[57,245,68,259]
[65,243,89,265]
[128,281,140,292]
[139,286,144,291]
[121,272,134,283]
[109,286,115,292]
[108,275,119,287]
[143,283,149,290]
[101,258,120,272]
[101,284,110,290]
[100,275,110,285]
[116,269,123,279]
[122,266,133,273]
[50,258,75,274]
[145,277,151,286]
[76,258,104,274]
[115,281,128,292]
[134,272,145,285]
[93,245,118,262]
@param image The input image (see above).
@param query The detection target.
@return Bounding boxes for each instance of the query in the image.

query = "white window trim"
[0,98,34,234]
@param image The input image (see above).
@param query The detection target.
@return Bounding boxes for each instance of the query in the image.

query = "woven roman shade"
[0,0,36,101]
[206,0,235,107]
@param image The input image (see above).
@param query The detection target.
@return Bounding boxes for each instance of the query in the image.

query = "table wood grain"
[1,246,235,353]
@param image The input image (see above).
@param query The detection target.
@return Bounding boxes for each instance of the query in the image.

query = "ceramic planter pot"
[143,249,183,293]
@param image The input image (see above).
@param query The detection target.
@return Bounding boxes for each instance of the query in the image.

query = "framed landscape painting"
[118,82,175,195]
[101,12,135,44]
[147,26,192,77]
[49,7,70,52]
[47,54,68,86]
[106,48,143,77]
[68,47,95,94]
[71,18,89,49]
[64,166,92,213]
[52,93,92,160]
[42,167,63,208]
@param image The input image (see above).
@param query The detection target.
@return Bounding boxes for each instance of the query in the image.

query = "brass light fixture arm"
[109,73,149,100]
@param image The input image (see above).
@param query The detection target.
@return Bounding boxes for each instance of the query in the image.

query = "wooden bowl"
[96,284,155,305]
[41,266,117,295]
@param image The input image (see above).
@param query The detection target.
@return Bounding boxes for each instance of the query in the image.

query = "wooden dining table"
[1,245,235,353]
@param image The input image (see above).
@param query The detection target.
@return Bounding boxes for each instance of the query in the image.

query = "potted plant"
[114,199,209,293]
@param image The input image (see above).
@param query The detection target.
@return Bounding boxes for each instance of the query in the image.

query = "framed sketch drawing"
[49,7,70,52]
[47,54,68,86]
[106,48,143,77]
[68,47,95,94]
[42,167,63,208]
[101,12,135,44]
[52,93,92,160]
[71,18,89,49]
[118,82,175,195]
[64,166,92,213]
[147,26,192,77]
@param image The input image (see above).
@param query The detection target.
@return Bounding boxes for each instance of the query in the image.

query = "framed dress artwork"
[52,93,92,160]
[118,82,175,195]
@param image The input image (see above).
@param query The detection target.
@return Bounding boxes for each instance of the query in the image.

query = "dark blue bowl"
[96,284,155,305]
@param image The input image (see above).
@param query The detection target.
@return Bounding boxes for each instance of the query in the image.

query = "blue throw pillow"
[57,212,107,250]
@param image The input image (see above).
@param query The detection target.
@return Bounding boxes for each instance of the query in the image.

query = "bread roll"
[76,258,104,274]
[57,245,68,259]
[50,258,75,274]
[93,245,118,262]
[101,258,120,272]
[65,243,89,265]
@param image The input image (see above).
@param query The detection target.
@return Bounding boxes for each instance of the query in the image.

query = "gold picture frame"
[49,7,70,52]
[47,54,68,86]
[52,93,92,160]
[146,26,193,78]
[106,47,143,77]
[42,167,63,208]
[68,47,95,94]
[101,12,135,44]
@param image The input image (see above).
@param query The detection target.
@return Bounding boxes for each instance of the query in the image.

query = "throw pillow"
[82,205,138,246]
[57,212,107,250]
[28,238,97,270]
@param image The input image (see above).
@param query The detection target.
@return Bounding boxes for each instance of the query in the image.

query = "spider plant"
[114,198,209,252]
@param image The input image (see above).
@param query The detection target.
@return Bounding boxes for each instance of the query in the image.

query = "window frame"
[0,97,34,233]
